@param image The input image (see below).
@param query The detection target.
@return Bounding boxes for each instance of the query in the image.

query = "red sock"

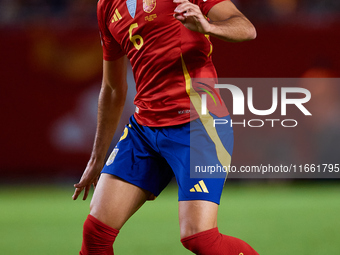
[80,214,119,255]
[181,227,259,255]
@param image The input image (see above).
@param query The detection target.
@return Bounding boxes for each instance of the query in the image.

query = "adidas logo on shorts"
[190,180,209,193]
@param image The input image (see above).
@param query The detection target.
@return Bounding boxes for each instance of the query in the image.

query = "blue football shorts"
[102,114,233,204]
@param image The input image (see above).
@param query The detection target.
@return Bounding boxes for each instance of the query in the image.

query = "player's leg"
[157,113,258,254]
[179,200,259,255]
[80,116,174,255]
[80,173,152,255]
[178,200,218,238]
[90,173,152,229]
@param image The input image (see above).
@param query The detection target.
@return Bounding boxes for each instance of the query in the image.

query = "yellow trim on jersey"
[180,55,232,174]
[181,55,191,96]
[208,44,213,58]
[204,34,213,57]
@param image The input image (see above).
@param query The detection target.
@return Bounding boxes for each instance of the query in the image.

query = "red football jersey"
[98,0,229,126]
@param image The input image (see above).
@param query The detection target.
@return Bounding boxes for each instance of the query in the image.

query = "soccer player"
[73,0,257,254]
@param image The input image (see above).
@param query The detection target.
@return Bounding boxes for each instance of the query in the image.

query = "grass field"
[1,181,339,255]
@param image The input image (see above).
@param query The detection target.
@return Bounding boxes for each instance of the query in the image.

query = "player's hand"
[72,159,103,201]
[173,0,211,34]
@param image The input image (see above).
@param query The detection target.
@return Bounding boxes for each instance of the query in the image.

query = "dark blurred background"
[0,0,339,183]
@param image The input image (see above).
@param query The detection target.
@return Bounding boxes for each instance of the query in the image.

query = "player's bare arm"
[173,0,256,42]
[72,56,128,201]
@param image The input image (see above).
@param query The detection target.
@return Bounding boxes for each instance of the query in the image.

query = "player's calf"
[80,214,119,255]
[181,227,259,255]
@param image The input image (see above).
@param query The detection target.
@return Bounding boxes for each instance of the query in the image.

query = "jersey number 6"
[129,23,144,50]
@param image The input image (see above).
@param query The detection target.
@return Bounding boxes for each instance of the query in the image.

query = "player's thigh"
[178,200,219,239]
[90,173,152,230]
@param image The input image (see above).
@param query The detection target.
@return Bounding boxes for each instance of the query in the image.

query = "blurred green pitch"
[1,182,339,254]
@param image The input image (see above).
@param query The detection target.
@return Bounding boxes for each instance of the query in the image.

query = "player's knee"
[181,228,259,255]
[181,237,203,254]
[89,199,102,220]
[180,226,198,240]
[81,215,119,255]
[181,228,220,254]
